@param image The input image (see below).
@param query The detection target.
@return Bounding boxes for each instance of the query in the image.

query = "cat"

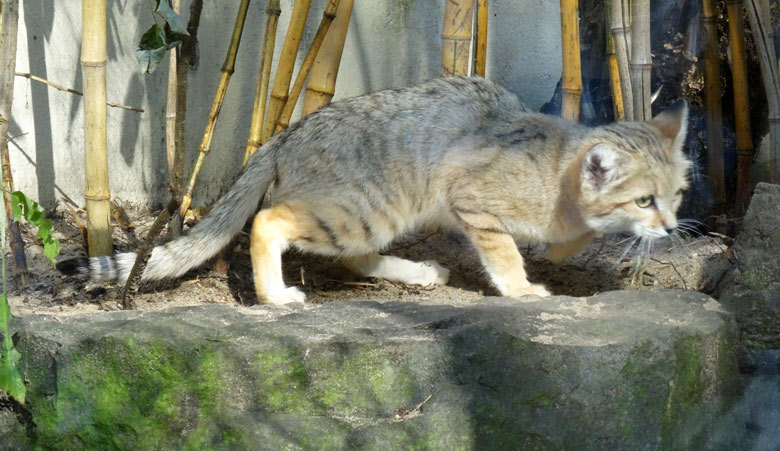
[57,76,691,304]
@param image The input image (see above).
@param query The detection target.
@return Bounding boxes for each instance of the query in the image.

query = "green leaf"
[10,192,21,222]
[7,191,61,265]
[155,0,190,37]
[43,238,60,266]
[136,24,169,74]
[0,295,25,404]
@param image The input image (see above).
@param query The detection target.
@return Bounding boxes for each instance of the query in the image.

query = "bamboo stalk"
[560,0,582,121]
[474,0,488,77]
[605,0,625,120]
[630,0,651,120]
[168,0,202,237]
[302,0,354,116]
[701,0,726,203]
[441,0,474,77]
[243,0,281,166]
[609,0,634,120]
[274,0,340,134]
[179,0,251,217]
[81,0,112,255]
[165,0,181,181]
[0,0,28,282]
[262,0,312,144]
[745,0,780,184]
[726,0,754,212]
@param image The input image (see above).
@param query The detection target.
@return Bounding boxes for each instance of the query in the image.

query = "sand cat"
[58,77,691,304]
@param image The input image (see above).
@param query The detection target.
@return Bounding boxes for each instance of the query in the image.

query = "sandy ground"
[6,200,734,316]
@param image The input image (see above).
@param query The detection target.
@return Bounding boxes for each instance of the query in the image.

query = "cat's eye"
[636,195,654,208]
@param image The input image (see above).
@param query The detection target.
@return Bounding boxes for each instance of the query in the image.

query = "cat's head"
[578,100,691,240]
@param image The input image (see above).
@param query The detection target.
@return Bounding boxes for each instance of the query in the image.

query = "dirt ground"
[6,200,735,316]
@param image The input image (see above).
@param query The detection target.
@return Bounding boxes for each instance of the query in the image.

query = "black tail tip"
[56,257,89,276]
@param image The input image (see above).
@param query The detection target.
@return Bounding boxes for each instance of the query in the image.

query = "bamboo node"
[266,5,281,15]
[84,194,111,201]
[80,59,108,67]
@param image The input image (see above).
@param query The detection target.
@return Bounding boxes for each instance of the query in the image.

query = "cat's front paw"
[400,261,450,286]
[264,286,307,305]
[508,283,551,299]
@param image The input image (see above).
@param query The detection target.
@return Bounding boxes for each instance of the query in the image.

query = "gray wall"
[10,0,561,208]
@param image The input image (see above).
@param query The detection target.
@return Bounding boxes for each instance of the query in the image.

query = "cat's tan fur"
[60,77,690,304]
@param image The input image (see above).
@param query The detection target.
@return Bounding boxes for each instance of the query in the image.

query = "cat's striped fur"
[58,77,690,304]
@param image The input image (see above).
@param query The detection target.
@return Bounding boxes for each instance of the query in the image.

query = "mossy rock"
[3,290,742,449]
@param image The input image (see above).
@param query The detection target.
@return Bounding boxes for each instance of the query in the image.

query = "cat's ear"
[648,99,688,152]
[581,143,630,191]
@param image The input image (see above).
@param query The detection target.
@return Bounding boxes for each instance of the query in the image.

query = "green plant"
[0,191,61,404]
[136,0,190,74]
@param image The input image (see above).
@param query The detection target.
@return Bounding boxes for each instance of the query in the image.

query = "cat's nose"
[664,227,676,235]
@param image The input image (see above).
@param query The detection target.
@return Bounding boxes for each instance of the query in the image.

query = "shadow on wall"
[22,0,56,207]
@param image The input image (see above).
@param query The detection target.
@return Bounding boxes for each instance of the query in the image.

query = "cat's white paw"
[508,283,551,298]
[405,261,450,286]
[265,286,307,305]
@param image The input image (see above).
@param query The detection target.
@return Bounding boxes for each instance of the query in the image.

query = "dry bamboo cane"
[242,0,281,166]
[81,0,112,255]
[630,0,651,120]
[165,0,181,182]
[262,0,312,144]
[302,0,354,116]
[179,0,251,218]
[0,0,28,282]
[609,0,634,120]
[441,0,474,77]
[605,1,625,120]
[474,0,488,77]
[274,0,340,134]
[745,0,780,184]
[701,0,726,203]
[560,0,582,121]
[726,0,754,212]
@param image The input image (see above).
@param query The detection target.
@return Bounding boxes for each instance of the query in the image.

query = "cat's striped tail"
[56,148,276,284]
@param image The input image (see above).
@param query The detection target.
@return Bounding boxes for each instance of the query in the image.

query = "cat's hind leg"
[250,204,307,305]
[341,254,450,287]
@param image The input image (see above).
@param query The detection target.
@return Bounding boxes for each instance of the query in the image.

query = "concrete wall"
[10,1,561,208]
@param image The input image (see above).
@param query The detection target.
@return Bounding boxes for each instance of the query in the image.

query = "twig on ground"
[649,257,688,289]
[393,394,433,422]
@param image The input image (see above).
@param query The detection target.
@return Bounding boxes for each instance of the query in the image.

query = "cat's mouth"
[633,224,672,240]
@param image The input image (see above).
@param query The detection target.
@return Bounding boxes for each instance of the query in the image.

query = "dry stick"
[120,197,179,308]
[82,0,112,256]
[122,0,203,303]
[726,0,754,213]
[179,0,251,218]
[605,1,625,120]
[0,0,28,283]
[701,0,726,204]
[474,0,488,77]
[560,0,582,121]
[609,0,634,120]
[262,0,312,144]
[630,0,651,120]
[275,0,340,134]
[14,72,143,112]
[441,0,474,77]
[302,0,354,116]
[745,0,779,184]
[243,0,281,166]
